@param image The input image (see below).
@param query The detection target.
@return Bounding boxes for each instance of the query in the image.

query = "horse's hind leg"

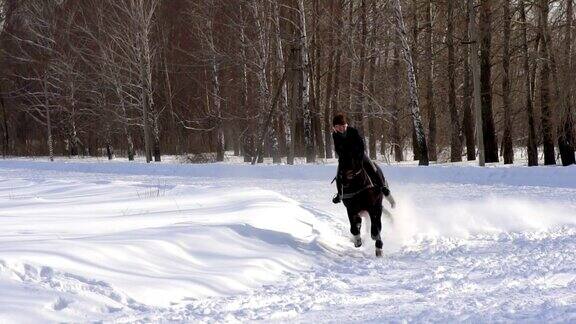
[369,205,383,257]
[347,209,362,247]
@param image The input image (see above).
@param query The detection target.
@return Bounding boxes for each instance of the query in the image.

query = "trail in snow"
[0,160,575,322]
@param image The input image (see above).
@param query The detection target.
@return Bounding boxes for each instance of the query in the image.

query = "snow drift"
[0,160,575,322]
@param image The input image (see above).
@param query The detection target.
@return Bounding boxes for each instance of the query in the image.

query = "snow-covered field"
[0,159,575,322]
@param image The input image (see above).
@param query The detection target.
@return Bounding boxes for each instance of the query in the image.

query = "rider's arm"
[350,128,365,161]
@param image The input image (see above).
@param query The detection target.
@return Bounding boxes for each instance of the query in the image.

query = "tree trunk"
[311,0,324,158]
[43,78,54,162]
[539,0,556,165]
[324,52,335,157]
[323,3,336,160]
[447,0,461,162]
[411,0,421,161]
[207,16,225,162]
[152,119,161,162]
[367,55,378,160]
[424,0,436,161]
[519,0,538,166]
[0,87,9,157]
[558,0,576,166]
[252,72,288,165]
[239,6,253,163]
[140,60,152,163]
[354,0,368,138]
[392,0,429,166]
[469,0,485,166]
[392,46,403,162]
[502,0,513,164]
[463,1,475,161]
[330,2,344,160]
[297,0,315,163]
[367,0,379,160]
[479,0,498,163]
[345,1,354,115]
[289,44,302,158]
[106,131,113,160]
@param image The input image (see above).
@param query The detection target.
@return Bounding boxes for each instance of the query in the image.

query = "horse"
[336,157,385,257]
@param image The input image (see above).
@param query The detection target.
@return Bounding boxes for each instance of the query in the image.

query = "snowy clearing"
[0,160,575,322]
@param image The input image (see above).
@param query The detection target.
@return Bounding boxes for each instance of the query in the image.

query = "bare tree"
[539,0,556,165]
[424,0,436,161]
[462,0,475,161]
[501,0,513,164]
[519,0,538,166]
[479,0,498,163]
[447,0,461,162]
[469,0,485,166]
[391,0,429,166]
[391,44,403,162]
[296,0,314,163]
[557,0,576,166]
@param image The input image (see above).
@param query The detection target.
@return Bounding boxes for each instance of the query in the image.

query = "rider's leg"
[374,163,391,197]
[362,155,385,190]
[333,164,343,203]
[374,163,396,208]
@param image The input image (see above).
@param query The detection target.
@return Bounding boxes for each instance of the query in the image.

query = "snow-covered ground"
[0,159,575,322]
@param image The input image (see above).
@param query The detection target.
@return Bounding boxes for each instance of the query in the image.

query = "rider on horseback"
[331,113,396,209]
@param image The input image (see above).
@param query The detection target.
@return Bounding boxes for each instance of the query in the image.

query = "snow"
[0,159,575,322]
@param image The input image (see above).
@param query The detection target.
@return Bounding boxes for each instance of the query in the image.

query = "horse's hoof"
[375,248,383,257]
[353,235,362,248]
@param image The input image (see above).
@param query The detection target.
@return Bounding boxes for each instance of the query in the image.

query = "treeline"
[0,0,574,166]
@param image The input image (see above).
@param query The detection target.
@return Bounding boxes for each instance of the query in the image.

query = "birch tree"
[391,0,429,166]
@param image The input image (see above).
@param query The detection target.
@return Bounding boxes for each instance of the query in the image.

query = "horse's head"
[339,158,364,183]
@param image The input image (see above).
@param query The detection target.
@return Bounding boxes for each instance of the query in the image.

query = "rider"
[332,113,396,208]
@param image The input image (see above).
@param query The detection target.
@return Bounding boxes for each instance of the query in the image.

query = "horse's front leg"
[346,208,362,247]
[369,205,384,257]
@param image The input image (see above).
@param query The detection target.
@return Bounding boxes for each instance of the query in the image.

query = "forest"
[0,0,574,166]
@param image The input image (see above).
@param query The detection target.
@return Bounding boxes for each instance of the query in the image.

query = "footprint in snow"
[52,297,73,311]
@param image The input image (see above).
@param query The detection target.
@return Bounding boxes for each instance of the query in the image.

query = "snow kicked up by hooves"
[0,160,575,322]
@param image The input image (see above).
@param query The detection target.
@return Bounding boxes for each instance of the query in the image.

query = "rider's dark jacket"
[332,126,365,163]
[332,126,389,198]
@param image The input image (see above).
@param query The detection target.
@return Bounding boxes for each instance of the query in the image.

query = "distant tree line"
[0,0,574,166]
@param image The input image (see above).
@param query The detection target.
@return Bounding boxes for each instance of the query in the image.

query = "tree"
[424,0,436,161]
[479,0,498,163]
[296,0,314,163]
[501,0,513,164]
[447,0,461,162]
[539,0,556,165]
[519,0,538,166]
[462,0,475,161]
[557,0,576,166]
[469,0,485,166]
[391,0,429,166]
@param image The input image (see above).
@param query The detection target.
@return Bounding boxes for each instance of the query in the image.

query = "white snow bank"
[1,160,576,322]
[0,172,340,322]
[1,160,575,188]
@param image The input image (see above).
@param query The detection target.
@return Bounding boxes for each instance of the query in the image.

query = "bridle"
[338,163,374,199]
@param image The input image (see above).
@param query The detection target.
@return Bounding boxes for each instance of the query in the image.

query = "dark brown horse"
[337,158,384,257]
